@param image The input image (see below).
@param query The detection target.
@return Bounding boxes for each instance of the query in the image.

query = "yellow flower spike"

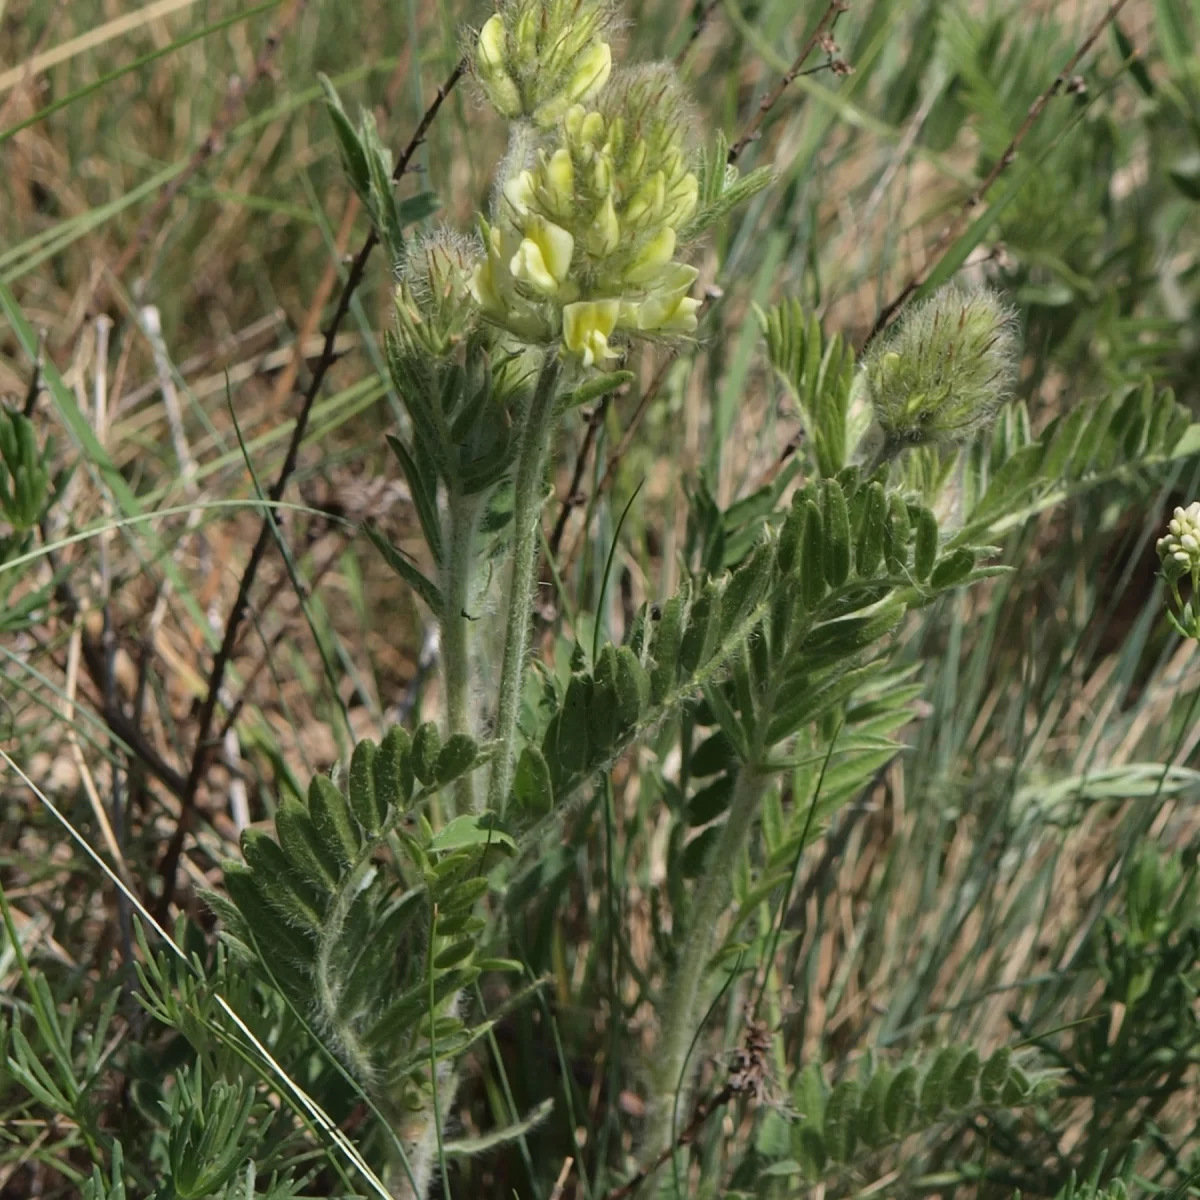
[510,215,575,295]
[586,194,621,257]
[624,227,676,284]
[563,299,621,367]
[566,41,612,105]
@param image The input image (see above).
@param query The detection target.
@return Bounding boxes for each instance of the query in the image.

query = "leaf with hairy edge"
[362,521,444,617]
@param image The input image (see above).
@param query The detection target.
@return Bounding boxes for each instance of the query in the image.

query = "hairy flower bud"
[470,0,617,129]
[474,15,523,118]
[394,231,481,357]
[863,284,1020,448]
[566,41,613,105]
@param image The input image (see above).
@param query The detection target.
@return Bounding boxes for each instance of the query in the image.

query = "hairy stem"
[442,491,483,814]
[488,352,562,812]
[392,1004,461,1200]
[645,765,769,1164]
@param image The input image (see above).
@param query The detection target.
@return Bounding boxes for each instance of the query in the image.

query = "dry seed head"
[864,284,1020,448]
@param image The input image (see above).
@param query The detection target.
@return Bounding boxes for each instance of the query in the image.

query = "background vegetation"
[4,0,1200,1196]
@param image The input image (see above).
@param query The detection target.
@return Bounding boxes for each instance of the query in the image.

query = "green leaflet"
[779,1044,1048,1182]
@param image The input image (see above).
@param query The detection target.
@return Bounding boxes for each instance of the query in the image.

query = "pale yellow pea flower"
[511,216,575,295]
[563,299,621,367]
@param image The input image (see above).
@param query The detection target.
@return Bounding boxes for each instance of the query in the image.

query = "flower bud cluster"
[1158,502,1200,639]
[1159,503,1200,582]
[863,285,1019,449]
[393,232,481,357]
[473,0,617,128]
[471,64,704,368]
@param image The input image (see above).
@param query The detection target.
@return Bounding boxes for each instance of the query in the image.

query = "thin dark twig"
[547,397,611,559]
[674,0,722,67]
[155,58,466,916]
[726,0,849,165]
[863,0,1133,347]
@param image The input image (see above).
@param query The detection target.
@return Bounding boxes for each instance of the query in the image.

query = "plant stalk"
[644,764,769,1164]
[392,1037,460,1200]
[488,351,562,812]
[442,490,483,814]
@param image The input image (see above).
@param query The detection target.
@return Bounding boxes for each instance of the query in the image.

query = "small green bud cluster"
[472,0,617,128]
[863,285,1019,450]
[1158,501,1200,638]
[393,232,481,358]
[471,64,704,367]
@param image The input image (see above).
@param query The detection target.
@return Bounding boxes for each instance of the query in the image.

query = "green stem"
[857,427,907,478]
[645,765,769,1165]
[442,490,483,814]
[488,351,562,813]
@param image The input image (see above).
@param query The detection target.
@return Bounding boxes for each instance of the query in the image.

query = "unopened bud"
[863,284,1020,448]
[587,194,621,256]
[476,15,507,74]
[395,231,481,357]
[624,171,666,228]
[1158,502,1200,581]
[624,226,676,284]
[566,41,612,105]
[538,148,575,218]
